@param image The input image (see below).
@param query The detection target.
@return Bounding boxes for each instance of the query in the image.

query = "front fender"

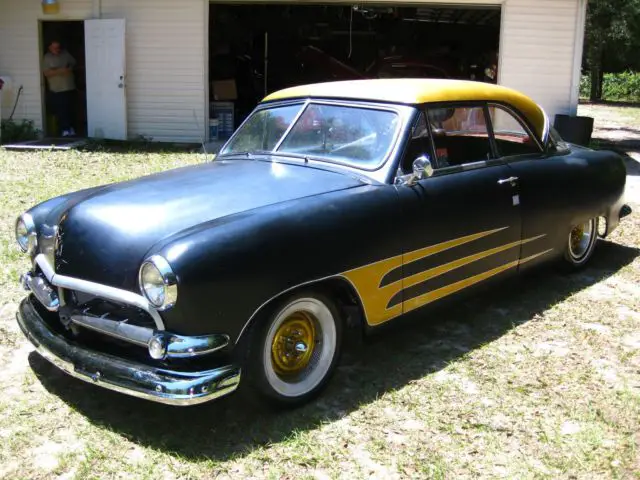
[153,185,402,341]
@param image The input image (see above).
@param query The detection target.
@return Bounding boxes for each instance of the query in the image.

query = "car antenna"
[192,109,209,162]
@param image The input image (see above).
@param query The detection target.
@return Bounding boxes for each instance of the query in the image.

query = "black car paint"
[395,161,522,299]
[156,181,403,337]
[508,148,626,271]
[22,102,627,348]
[31,160,365,291]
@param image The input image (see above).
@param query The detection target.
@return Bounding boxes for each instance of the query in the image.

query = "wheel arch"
[234,275,367,348]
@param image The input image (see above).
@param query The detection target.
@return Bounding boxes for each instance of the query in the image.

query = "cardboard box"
[211,79,237,101]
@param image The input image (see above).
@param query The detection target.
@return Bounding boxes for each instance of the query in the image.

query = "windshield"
[220,102,400,170]
[222,104,301,154]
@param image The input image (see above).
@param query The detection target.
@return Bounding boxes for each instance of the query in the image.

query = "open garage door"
[208,3,501,140]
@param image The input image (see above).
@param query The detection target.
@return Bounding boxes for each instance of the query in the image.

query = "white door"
[84,19,127,140]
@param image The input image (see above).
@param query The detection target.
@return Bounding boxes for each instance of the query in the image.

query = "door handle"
[497,176,519,186]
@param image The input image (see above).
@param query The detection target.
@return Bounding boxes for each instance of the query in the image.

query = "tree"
[585,0,640,100]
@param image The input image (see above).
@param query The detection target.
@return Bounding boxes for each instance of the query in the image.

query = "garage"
[0,0,586,144]
[208,4,502,140]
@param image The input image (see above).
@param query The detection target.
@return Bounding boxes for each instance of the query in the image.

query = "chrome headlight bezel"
[15,213,37,254]
[138,255,178,311]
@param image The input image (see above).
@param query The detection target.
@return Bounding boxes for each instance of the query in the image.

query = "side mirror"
[412,155,434,181]
[396,155,434,186]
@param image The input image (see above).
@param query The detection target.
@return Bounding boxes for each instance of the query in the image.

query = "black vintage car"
[16,79,631,407]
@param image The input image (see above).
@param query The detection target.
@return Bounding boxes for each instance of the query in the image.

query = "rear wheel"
[563,217,598,269]
[246,292,343,407]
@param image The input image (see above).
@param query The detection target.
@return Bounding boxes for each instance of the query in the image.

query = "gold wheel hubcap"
[570,225,585,252]
[271,311,317,376]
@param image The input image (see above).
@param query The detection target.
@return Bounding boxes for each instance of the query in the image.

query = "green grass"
[0,128,639,479]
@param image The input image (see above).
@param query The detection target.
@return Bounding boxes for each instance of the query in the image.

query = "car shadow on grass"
[28,240,640,462]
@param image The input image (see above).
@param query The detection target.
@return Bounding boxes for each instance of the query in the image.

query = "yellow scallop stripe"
[342,227,508,326]
[403,249,552,315]
[398,234,546,292]
[342,229,550,326]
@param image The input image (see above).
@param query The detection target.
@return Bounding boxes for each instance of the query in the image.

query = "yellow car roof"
[263,79,546,139]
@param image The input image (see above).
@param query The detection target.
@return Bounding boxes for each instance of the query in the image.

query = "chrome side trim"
[17,298,241,406]
[35,254,165,330]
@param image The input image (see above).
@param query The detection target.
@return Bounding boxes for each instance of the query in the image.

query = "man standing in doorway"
[42,40,77,137]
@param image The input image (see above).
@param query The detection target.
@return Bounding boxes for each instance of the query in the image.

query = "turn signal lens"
[148,334,167,360]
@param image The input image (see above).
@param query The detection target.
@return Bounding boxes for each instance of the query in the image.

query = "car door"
[486,103,573,271]
[393,104,524,316]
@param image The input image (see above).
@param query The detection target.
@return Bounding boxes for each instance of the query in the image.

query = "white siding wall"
[0,0,206,142]
[100,0,207,142]
[499,0,583,118]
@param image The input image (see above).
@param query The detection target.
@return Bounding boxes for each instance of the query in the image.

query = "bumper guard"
[17,298,241,406]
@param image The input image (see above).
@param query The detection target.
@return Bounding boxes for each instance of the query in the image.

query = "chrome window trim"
[540,105,551,147]
[272,99,311,151]
[219,100,307,156]
[35,254,165,330]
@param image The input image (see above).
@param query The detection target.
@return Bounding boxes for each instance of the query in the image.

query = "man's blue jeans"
[50,90,75,133]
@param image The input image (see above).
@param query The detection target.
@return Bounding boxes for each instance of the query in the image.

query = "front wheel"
[563,217,599,269]
[246,292,343,407]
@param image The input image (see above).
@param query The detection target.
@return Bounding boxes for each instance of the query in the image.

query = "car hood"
[48,159,364,289]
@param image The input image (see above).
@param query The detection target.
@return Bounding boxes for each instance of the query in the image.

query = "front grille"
[65,291,156,329]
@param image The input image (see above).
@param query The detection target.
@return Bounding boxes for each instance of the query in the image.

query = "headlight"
[15,213,37,254]
[138,255,178,310]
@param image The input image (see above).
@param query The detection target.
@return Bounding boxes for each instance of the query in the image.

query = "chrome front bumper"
[17,297,241,406]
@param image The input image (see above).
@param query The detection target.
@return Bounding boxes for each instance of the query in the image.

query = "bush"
[0,119,40,144]
[580,71,640,102]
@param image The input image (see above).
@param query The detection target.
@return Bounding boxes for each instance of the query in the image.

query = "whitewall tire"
[564,217,599,268]
[247,292,343,406]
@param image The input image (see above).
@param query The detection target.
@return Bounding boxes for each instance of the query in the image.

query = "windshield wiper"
[219,150,280,159]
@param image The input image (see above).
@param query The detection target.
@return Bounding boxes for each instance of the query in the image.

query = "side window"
[427,105,492,169]
[488,104,542,157]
